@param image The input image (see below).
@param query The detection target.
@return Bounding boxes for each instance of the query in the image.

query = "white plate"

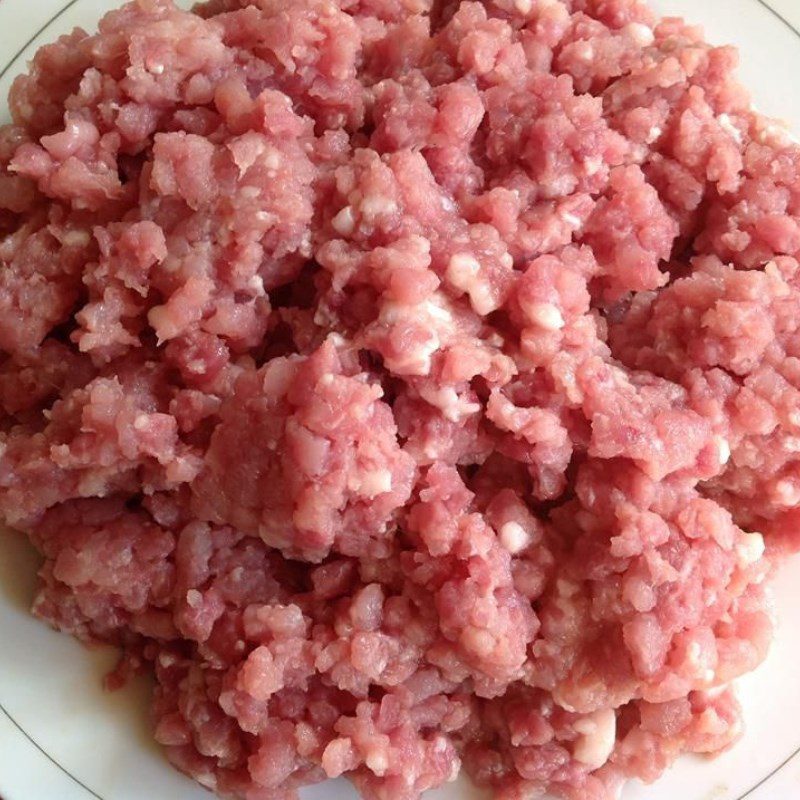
[2,1,800,799]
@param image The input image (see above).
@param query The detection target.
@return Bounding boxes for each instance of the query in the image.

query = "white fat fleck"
[446,253,481,290]
[756,121,794,147]
[381,302,441,374]
[736,532,765,567]
[380,297,452,374]
[186,589,202,608]
[187,359,205,374]
[79,474,109,499]
[63,229,90,247]
[240,186,260,199]
[784,436,800,452]
[379,302,405,325]
[625,22,655,47]
[573,709,617,771]
[420,386,480,422]
[232,140,265,176]
[466,628,495,656]
[646,126,663,144]
[468,281,499,316]
[583,156,603,176]
[717,114,743,145]
[410,234,432,256]
[256,211,273,223]
[714,435,730,466]
[366,751,389,777]
[196,774,218,790]
[705,682,729,699]
[500,521,531,554]
[352,468,393,498]
[764,260,784,280]
[319,374,335,387]
[248,275,265,295]
[158,652,177,668]
[687,641,702,665]
[331,206,355,236]
[774,479,800,507]
[440,195,457,212]
[360,194,397,217]
[313,305,337,327]
[514,0,532,13]
[574,41,594,62]
[522,300,565,331]
[261,147,281,170]
[448,759,460,782]
[133,414,150,431]
[410,331,440,375]
[789,409,800,429]
[501,252,514,269]
[420,298,453,323]
[148,63,165,75]
[562,212,582,229]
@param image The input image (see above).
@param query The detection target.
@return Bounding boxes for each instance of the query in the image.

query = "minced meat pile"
[1,0,798,798]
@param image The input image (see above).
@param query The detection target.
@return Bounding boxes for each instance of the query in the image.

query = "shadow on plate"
[0,528,41,613]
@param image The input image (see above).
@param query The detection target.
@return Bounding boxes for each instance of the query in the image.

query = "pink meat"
[191,339,416,561]
[0,0,798,799]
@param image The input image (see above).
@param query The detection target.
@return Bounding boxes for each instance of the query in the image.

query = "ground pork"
[1,0,798,798]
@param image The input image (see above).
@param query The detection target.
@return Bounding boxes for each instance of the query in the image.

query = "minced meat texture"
[0,0,797,798]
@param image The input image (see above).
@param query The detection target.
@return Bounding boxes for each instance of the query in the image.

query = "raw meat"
[0,0,797,798]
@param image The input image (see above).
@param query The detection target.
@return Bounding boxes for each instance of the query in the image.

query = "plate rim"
[1,1,800,799]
